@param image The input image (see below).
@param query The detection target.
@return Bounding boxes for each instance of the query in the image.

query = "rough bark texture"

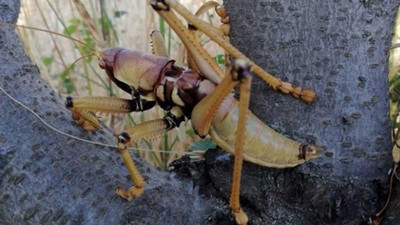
[0,1,222,225]
[220,0,397,224]
[1,1,399,225]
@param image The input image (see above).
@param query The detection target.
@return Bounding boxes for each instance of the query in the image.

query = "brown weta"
[1,0,324,224]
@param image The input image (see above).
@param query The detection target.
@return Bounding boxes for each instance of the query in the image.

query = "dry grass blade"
[72,0,104,46]
[33,0,78,94]
[17,0,214,169]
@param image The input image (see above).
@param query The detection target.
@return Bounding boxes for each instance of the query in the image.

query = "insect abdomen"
[210,95,307,168]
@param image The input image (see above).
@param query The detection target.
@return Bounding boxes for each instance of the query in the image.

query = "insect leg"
[115,140,146,201]
[187,2,230,71]
[190,59,250,224]
[150,0,224,83]
[161,0,316,103]
[65,96,156,131]
[115,107,184,200]
[215,4,231,71]
[70,109,99,131]
[190,62,238,137]
[150,30,169,58]
[229,60,251,225]
[193,1,231,69]
[194,1,226,37]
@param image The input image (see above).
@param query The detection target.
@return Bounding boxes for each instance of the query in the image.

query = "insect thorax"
[155,64,217,118]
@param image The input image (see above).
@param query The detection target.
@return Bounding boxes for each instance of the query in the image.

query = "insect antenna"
[0,86,203,158]
[0,22,206,161]
[64,52,96,75]
[0,22,101,57]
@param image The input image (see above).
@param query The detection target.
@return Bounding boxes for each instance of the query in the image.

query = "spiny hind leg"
[115,108,184,200]
[150,30,169,58]
[228,60,251,225]
[189,2,230,70]
[65,96,156,131]
[206,2,231,69]
[193,1,230,37]
[150,0,225,83]
[156,0,315,103]
[190,59,250,224]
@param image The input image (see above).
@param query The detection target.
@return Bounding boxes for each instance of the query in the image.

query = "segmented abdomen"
[210,95,305,168]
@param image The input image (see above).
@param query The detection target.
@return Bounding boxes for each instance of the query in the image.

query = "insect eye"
[99,59,106,69]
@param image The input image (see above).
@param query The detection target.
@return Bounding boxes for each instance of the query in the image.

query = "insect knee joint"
[118,132,131,144]
[150,0,169,11]
[231,59,251,82]
[65,96,73,108]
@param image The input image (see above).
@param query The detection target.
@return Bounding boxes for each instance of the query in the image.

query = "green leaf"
[159,17,165,39]
[99,14,118,43]
[63,78,74,94]
[101,15,113,32]
[69,18,82,25]
[188,139,216,151]
[81,37,95,56]
[389,73,398,87]
[60,65,75,80]
[63,24,76,35]
[215,54,225,65]
[127,114,137,126]
[140,113,145,123]
[114,10,128,18]
[42,57,54,66]
[59,66,75,94]
[186,129,195,136]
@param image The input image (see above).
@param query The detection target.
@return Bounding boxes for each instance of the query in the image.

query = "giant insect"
[2,0,323,224]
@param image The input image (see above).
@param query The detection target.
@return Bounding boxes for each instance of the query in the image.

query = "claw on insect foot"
[215,5,227,18]
[299,89,316,103]
[291,86,316,103]
[149,0,169,11]
[115,186,144,201]
[232,208,248,225]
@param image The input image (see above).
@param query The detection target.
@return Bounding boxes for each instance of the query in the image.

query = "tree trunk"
[0,1,222,225]
[1,1,399,225]
[219,0,397,224]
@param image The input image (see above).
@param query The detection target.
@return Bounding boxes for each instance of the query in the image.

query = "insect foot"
[232,208,248,225]
[115,135,146,201]
[149,0,169,11]
[115,186,144,202]
[65,96,99,131]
